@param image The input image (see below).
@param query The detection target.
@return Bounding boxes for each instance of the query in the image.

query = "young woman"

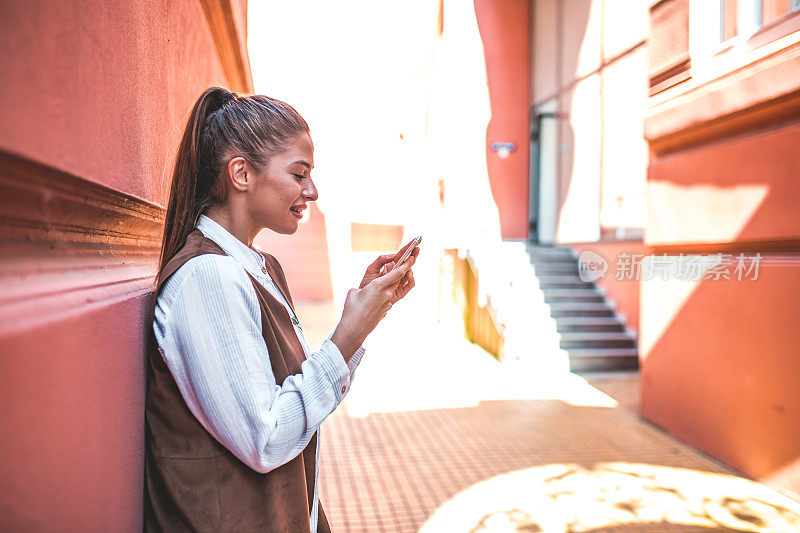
[145,87,418,532]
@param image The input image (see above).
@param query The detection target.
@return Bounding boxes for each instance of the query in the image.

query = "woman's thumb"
[377,262,408,288]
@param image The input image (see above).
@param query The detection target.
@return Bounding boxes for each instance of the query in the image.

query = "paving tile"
[295,303,800,533]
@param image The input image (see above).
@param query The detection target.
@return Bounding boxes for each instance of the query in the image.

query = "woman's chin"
[264,217,300,235]
[278,222,300,235]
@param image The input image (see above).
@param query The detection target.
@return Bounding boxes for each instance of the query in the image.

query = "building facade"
[528,0,800,498]
[0,1,252,529]
[641,0,800,498]
[529,0,650,331]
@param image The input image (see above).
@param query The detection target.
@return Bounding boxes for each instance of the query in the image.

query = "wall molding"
[646,238,800,255]
[199,0,254,94]
[645,39,800,155]
[649,56,691,95]
[0,151,165,336]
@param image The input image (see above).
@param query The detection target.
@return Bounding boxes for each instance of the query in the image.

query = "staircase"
[527,244,639,372]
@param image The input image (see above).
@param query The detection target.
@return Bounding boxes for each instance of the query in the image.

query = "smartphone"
[392,235,422,271]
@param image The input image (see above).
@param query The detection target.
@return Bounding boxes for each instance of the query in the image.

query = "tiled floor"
[296,302,800,533]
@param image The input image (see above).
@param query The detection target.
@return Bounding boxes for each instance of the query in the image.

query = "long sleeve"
[153,254,352,474]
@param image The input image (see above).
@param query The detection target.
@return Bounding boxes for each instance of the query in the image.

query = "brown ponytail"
[157,87,309,278]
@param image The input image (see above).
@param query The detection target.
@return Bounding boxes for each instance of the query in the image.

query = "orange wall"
[474,0,531,240]
[641,260,800,490]
[648,122,800,247]
[0,1,246,529]
[640,2,800,495]
[0,297,153,530]
[0,0,230,206]
[642,119,800,497]
[254,203,334,301]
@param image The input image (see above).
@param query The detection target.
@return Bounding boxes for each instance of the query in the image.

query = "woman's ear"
[226,156,249,192]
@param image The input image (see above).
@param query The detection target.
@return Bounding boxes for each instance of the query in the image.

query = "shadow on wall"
[642,121,800,497]
[527,0,592,244]
[555,0,597,244]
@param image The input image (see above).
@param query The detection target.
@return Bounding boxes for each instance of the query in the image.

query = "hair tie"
[219,91,236,107]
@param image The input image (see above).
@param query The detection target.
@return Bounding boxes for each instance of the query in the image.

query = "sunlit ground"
[298,296,617,418]
[342,299,618,418]
[419,462,800,532]
[299,301,800,533]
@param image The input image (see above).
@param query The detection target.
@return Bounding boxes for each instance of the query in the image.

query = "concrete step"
[543,288,605,303]
[548,301,615,318]
[565,348,640,373]
[528,254,577,264]
[537,275,594,289]
[524,243,636,373]
[555,316,627,332]
[525,245,576,261]
[559,331,637,349]
[532,262,580,275]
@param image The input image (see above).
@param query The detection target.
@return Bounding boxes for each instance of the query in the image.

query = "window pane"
[759,0,799,27]
[721,0,738,40]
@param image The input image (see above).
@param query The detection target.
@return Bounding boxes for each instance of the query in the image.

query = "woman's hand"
[331,261,414,361]
[359,242,420,304]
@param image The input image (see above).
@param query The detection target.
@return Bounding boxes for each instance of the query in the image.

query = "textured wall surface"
[474,0,531,240]
[641,15,800,497]
[0,0,249,529]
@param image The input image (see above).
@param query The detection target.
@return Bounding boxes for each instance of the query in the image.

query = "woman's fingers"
[379,262,395,276]
[389,270,415,303]
[363,249,417,314]
[361,253,403,288]
[388,253,417,283]
[371,253,396,269]
[400,270,415,296]
[405,270,415,291]
[376,261,410,289]
[395,240,414,258]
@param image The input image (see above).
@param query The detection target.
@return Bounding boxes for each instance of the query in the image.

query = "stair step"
[529,254,578,264]
[548,302,615,317]
[555,316,627,332]
[565,347,639,372]
[543,288,604,303]
[525,245,576,260]
[524,244,635,373]
[542,288,601,296]
[533,262,580,274]
[560,331,637,349]
[537,275,594,289]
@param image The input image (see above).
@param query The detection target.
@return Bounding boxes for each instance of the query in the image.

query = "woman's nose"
[303,178,319,201]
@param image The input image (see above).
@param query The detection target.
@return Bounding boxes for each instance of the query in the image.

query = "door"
[529,102,558,244]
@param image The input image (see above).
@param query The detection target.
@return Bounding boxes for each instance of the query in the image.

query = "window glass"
[757,0,800,28]
[721,0,738,41]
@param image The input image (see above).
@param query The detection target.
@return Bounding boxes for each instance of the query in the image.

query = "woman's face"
[249,132,317,235]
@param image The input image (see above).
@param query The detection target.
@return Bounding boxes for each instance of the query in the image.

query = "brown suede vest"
[144,229,331,532]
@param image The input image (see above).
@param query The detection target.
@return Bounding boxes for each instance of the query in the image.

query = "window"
[756,0,800,28]
[721,0,738,41]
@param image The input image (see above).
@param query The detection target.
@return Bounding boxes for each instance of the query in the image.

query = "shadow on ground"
[321,398,800,533]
